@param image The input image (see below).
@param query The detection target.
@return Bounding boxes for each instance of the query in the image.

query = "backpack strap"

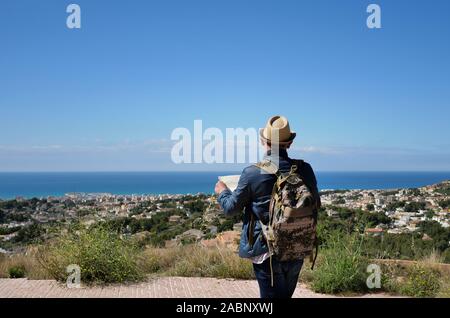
[310,241,319,270]
[293,159,320,268]
[291,159,321,208]
[248,211,255,247]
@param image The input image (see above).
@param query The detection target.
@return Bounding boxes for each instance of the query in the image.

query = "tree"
[13,223,44,243]
[185,200,206,213]
[439,199,450,209]
[217,219,234,232]
[404,202,426,212]
[408,188,421,196]
[359,210,391,227]
[434,186,450,196]
[419,221,450,252]
[0,226,21,235]
[129,218,143,234]
[386,201,405,211]
[442,249,450,264]
[425,211,435,219]
[332,198,346,205]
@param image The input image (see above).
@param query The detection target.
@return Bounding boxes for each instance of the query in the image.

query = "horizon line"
[1,170,450,173]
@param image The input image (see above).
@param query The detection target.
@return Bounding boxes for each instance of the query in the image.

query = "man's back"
[219,149,320,220]
[217,149,320,258]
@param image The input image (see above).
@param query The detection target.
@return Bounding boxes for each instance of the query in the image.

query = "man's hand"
[214,180,228,195]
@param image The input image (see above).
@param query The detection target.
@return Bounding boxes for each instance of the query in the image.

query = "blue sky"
[0,0,449,171]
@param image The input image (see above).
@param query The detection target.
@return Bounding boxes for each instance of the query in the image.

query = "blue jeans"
[253,257,303,298]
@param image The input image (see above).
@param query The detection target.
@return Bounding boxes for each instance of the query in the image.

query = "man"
[214,115,320,298]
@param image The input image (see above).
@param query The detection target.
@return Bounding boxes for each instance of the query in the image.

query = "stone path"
[0,277,394,298]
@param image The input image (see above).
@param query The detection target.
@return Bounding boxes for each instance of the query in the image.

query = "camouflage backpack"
[255,159,319,268]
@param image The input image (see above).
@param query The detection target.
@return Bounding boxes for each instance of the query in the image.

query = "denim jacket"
[217,150,321,259]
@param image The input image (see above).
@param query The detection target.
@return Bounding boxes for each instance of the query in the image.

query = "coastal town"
[321,181,450,234]
[1,180,449,255]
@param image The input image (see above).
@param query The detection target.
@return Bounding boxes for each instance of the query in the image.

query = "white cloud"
[0,139,174,155]
[291,145,450,156]
[292,146,343,155]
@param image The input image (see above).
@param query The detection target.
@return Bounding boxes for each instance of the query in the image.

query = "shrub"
[311,232,369,294]
[400,264,441,297]
[8,265,26,278]
[0,250,51,280]
[442,249,450,264]
[376,261,407,294]
[13,223,43,243]
[38,225,144,284]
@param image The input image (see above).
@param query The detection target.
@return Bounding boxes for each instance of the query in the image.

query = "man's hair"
[265,141,292,150]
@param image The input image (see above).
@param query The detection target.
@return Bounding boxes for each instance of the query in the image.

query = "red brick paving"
[0,277,393,298]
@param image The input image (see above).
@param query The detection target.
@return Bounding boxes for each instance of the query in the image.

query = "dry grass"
[437,274,450,297]
[1,244,253,282]
[420,251,450,297]
[375,250,450,297]
[420,249,444,266]
[140,245,254,279]
[377,251,450,276]
[0,248,51,279]
[5,242,446,297]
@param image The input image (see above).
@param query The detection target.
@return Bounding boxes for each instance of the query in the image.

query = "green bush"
[8,265,26,278]
[38,225,144,284]
[13,223,43,243]
[400,264,441,297]
[442,249,450,264]
[311,232,369,294]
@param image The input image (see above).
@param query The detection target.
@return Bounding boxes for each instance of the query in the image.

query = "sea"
[0,171,449,200]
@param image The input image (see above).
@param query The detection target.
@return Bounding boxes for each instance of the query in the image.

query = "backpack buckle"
[290,164,297,173]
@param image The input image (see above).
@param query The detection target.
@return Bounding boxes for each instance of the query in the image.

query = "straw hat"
[259,115,296,145]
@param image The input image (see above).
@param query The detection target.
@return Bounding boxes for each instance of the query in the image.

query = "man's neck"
[266,148,289,158]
